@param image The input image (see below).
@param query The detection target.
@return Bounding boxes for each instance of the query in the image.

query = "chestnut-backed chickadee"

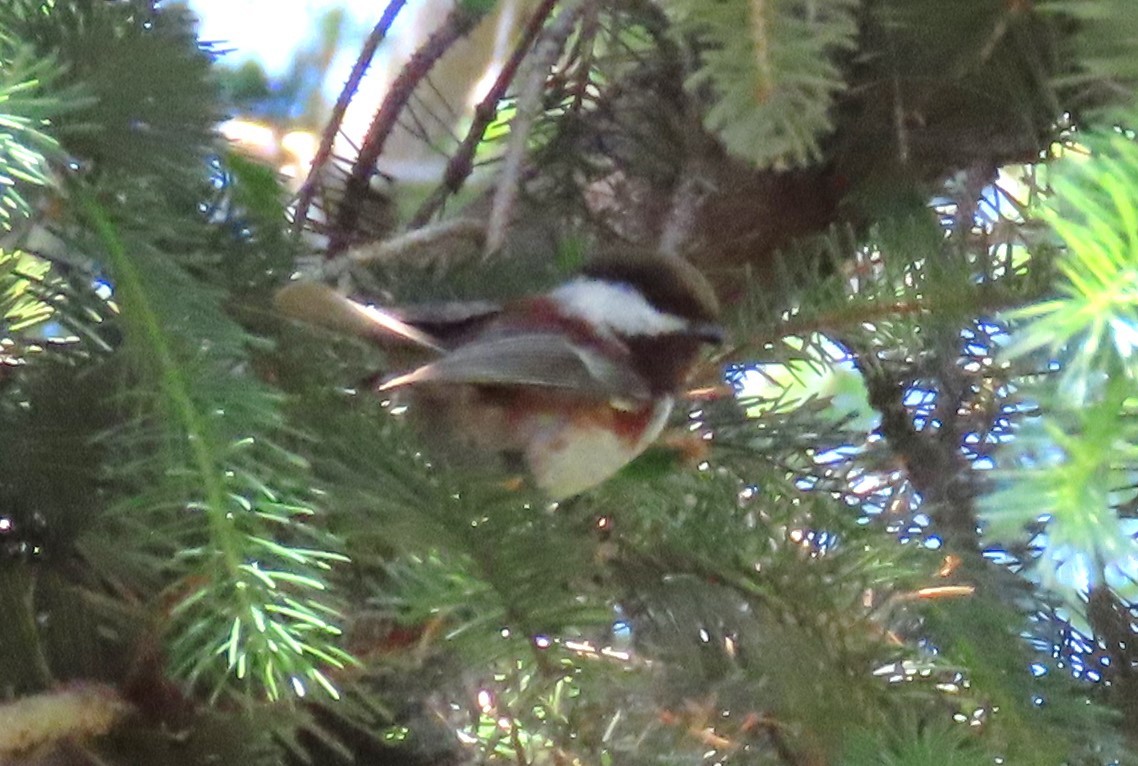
[276,255,723,499]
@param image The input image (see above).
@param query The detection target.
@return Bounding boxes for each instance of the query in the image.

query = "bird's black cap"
[581,253,720,325]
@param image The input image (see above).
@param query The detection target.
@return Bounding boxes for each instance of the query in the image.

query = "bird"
[274,254,723,499]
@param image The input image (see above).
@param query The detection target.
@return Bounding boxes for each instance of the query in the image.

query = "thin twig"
[400,100,451,158]
[292,0,408,236]
[484,0,589,256]
[568,3,599,114]
[409,0,562,229]
[347,218,486,267]
[709,282,1043,369]
[329,4,486,257]
[509,718,528,766]
[408,89,461,144]
[424,73,462,124]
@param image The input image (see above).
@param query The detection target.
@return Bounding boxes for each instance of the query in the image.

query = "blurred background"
[189,0,523,183]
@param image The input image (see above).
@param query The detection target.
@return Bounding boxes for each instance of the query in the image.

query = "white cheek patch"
[550,278,688,337]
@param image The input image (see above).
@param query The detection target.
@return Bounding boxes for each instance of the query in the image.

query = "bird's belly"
[405,386,674,499]
[527,397,673,499]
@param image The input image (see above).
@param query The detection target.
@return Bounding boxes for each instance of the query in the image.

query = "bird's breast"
[402,385,673,499]
[522,395,674,500]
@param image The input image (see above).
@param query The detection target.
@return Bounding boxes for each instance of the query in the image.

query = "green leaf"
[843,718,991,766]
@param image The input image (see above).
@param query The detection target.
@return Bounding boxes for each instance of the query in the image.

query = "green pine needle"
[1047,0,1138,114]
[1003,129,1138,391]
[665,0,858,168]
[0,249,53,332]
[0,36,84,229]
[985,121,1138,596]
[79,192,354,702]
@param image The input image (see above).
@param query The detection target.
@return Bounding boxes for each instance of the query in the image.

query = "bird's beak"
[690,321,726,345]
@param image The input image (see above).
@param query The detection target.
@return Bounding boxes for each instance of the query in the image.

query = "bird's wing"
[391,300,502,334]
[378,332,653,402]
[274,281,444,352]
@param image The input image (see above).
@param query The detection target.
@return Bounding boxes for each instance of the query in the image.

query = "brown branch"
[484,0,589,256]
[409,0,562,229]
[508,718,528,766]
[710,280,1044,370]
[347,217,486,267]
[856,334,980,553]
[0,684,131,757]
[292,0,408,236]
[567,2,599,114]
[328,4,486,257]
[1087,585,1138,742]
[927,325,979,546]
[709,299,925,370]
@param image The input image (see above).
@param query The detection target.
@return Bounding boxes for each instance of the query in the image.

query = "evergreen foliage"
[0,44,73,230]
[664,0,859,168]
[985,126,1138,601]
[2,1,1138,765]
[1046,0,1138,116]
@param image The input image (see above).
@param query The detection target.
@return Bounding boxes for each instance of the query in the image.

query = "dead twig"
[329,4,486,257]
[292,0,408,236]
[0,684,131,758]
[409,0,563,229]
[348,218,486,267]
[566,2,599,114]
[484,0,590,256]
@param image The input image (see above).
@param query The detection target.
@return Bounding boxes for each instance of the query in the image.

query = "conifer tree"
[2,1,1137,765]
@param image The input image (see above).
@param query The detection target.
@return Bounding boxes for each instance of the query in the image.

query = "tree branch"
[329,4,486,257]
[409,0,562,229]
[858,348,980,553]
[1087,585,1138,743]
[347,217,485,268]
[292,0,408,236]
[484,0,589,256]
